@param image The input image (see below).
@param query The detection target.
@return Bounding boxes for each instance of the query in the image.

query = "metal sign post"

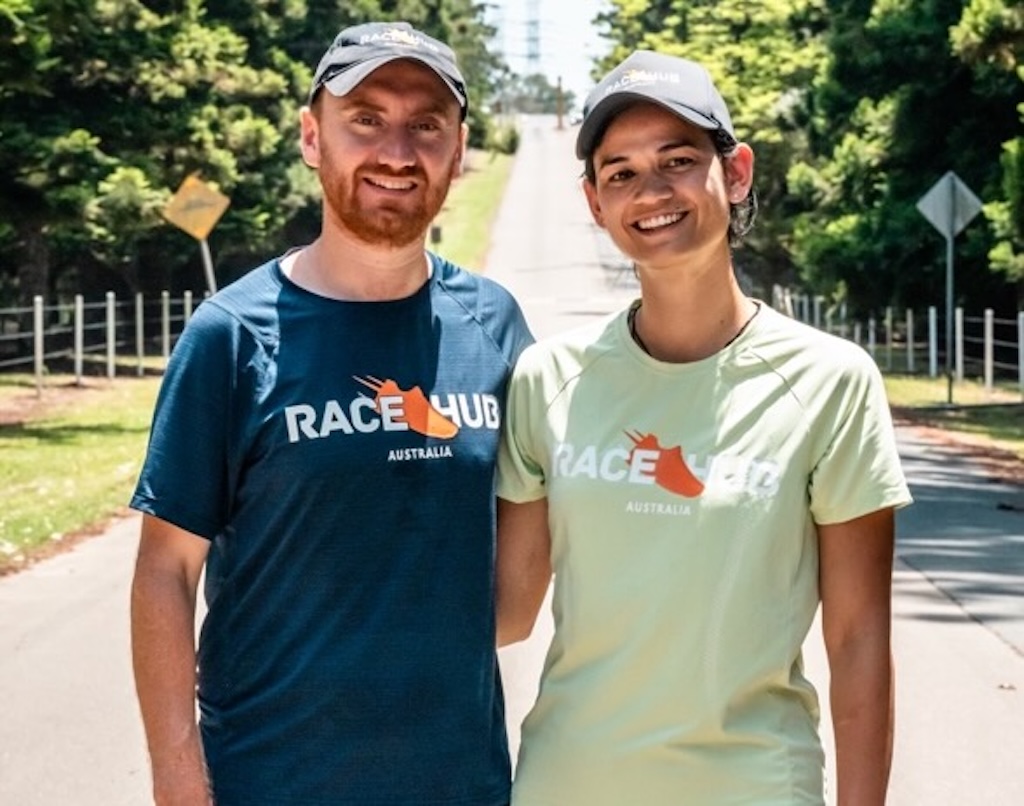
[162,175,231,295]
[916,171,983,404]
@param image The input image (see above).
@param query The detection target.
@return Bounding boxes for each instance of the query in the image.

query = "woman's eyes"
[604,155,694,183]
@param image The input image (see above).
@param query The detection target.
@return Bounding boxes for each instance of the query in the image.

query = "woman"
[496,49,911,805]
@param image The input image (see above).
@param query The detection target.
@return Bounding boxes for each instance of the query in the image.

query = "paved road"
[1,115,1023,804]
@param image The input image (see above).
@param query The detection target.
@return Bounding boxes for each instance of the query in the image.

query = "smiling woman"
[494,48,912,806]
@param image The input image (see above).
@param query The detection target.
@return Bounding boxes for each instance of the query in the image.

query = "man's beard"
[319,162,455,249]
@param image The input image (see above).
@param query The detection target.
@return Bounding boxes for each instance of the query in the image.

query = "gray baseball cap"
[309,21,467,119]
[576,50,736,159]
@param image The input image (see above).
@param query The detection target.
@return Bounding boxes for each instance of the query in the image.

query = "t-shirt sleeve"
[497,346,548,503]
[129,302,241,539]
[808,350,912,525]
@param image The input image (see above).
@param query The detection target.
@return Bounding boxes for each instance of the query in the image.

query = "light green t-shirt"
[497,304,912,806]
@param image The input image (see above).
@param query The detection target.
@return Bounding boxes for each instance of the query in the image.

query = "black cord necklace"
[627,300,761,357]
[627,301,651,355]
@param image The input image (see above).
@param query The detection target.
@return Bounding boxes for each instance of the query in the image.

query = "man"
[131,21,532,805]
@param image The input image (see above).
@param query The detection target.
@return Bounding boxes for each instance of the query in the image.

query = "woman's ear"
[724,142,755,202]
[582,177,605,228]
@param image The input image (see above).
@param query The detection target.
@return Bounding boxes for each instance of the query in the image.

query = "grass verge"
[431,149,514,269]
[0,148,517,572]
[0,374,162,573]
[883,374,1023,460]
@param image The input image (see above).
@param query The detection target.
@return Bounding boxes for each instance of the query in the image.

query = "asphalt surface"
[1,115,1022,804]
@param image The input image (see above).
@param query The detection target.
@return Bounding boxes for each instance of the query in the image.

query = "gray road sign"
[916,170,983,239]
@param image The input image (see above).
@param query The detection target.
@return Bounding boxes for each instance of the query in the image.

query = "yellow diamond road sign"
[163,175,230,241]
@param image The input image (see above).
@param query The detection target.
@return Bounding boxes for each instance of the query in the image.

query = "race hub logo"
[625,430,704,497]
[552,429,781,504]
[283,376,500,445]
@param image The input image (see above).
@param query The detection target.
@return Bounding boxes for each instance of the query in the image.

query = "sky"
[485,0,612,111]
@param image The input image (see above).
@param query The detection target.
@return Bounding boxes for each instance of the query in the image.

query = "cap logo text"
[360,27,442,54]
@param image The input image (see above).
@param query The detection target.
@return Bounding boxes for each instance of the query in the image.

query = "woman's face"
[583,101,752,273]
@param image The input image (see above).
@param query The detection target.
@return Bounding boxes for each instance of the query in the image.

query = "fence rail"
[3,290,1023,400]
[0,291,199,392]
[776,291,1023,398]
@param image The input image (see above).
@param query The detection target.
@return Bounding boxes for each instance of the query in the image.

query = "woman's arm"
[819,506,896,806]
[495,497,552,647]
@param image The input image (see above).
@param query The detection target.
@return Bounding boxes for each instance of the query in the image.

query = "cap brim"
[575,90,731,160]
[317,55,466,112]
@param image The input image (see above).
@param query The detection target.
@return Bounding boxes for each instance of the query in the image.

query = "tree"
[789,0,1022,315]
[593,1,1023,315]
[596,0,832,296]
[0,0,504,305]
[951,0,1023,298]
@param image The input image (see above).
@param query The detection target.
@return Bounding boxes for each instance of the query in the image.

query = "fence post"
[814,296,823,329]
[1018,311,1023,399]
[161,291,171,361]
[955,307,964,382]
[74,294,84,386]
[984,308,994,392]
[885,307,893,371]
[906,309,915,373]
[927,306,938,378]
[33,295,44,396]
[868,317,876,359]
[106,291,116,379]
[184,290,194,322]
[135,292,145,377]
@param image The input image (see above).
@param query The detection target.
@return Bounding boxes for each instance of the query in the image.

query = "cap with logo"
[576,50,735,160]
[309,21,468,118]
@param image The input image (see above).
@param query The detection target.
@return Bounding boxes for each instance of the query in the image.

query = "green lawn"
[432,150,514,269]
[0,147,518,572]
[883,374,1023,459]
[0,375,162,571]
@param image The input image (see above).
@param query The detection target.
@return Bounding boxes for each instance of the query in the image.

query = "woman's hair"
[582,125,758,247]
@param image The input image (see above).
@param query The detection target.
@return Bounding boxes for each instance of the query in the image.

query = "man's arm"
[495,497,551,646]
[818,507,896,806]
[130,513,212,806]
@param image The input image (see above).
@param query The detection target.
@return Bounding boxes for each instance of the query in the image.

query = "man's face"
[301,59,465,249]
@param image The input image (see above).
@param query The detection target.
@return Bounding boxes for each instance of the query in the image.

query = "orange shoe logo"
[353,376,459,439]
[625,430,705,497]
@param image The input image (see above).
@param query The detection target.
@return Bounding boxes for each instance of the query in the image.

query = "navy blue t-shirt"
[131,254,533,805]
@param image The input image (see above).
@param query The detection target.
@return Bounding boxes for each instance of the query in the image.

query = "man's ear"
[299,106,320,169]
[452,122,469,179]
[582,178,605,228]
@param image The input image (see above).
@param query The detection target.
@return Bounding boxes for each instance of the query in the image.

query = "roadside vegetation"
[432,151,514,270]
[0,144,517,574]
[0,374,161,572]
[884,374,1024,460]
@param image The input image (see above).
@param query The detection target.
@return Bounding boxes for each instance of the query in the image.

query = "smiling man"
[129,21,532,806]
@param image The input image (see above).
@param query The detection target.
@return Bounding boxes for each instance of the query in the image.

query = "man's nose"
[376,127,417,168]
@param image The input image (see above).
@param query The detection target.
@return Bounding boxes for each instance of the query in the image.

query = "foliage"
[495,71,576,115]
[0,0,505,305]
[596,0,1023,315]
